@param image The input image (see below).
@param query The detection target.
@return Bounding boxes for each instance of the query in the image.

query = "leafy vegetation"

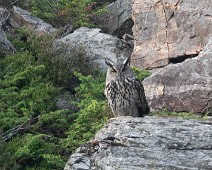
[62,72,110,152]
[0,27,151,168]
[0,41,68,169]
[131,66,151,81]
[8,27,96,88]
[30,0,109,28]
[150,110,207,120]
[0,27,102,169]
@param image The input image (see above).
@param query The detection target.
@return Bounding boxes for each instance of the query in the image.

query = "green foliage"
[0,29,107,169]
[0,27,99,169]
[0,49,69,169]
[15,134,65,170]
[150,110,204,120]
[131,66,151,81]
[0,21,153,169]
[0,137,22,170]
[0,134,65,170]
[30,0,106,28]
[63,72,109,151]
[7,27,30,52]
[0,53,58,131]
[8,28,96,88]
[74,72,106,105]
[38,110,71,136]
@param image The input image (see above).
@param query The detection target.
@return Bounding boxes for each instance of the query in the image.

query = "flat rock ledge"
[64,116,212,170]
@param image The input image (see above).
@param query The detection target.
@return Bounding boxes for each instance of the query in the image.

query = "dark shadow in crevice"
[112,18,134,38]
[169,54,199,64]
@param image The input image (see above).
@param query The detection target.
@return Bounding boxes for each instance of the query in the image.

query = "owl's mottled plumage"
[105,57,149,117]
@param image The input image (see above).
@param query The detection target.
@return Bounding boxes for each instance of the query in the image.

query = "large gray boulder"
[56,27,132,71]
[131,0,212,69]
[93,0,133,38]
[10,6,56,35]
[64,116,212,169]
[107,0,133,37]
[143,39,212,115]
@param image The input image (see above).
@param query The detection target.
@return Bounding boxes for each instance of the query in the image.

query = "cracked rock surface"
[143,39,212,114]
[131,0,212,69]
[64,116,212,170]
[107,0,133,37]
[93,0,133,38]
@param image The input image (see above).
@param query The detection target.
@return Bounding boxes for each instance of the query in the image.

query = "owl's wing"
[135,79,150,116]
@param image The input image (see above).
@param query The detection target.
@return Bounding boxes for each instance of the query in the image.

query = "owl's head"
[105,57,134,82]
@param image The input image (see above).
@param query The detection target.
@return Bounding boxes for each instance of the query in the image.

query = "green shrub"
[1,24,152,169]
[0,50,70,169]
[14,134,65,170]
[63,67,151,151]
[131,66,151,81]
[30,0,105,28]
[0,52,58,131]
[8,28,97,88]
[38,110,72,137]
[7,27,30,52]
[0,27,103,169]
[150,110,204,120]
[0,137,22,170]
[63,71,109,151]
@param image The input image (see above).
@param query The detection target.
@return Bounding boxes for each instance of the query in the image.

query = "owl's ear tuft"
[123,57,131,66]
[105,58,114,68]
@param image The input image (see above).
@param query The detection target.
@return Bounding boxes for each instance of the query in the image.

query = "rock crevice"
[143,39,212,114]
[132,0,212,69]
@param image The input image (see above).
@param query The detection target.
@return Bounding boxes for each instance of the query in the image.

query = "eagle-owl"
[105,57,150,117]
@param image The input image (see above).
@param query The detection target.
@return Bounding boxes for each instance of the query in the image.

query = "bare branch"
[1,115,41,141]
[0,29,16,53]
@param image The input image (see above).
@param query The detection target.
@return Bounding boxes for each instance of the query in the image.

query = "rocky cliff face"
[107,0,133,37]
[131,0,212,69]
[64,116,212,170]
[92,0,133,38]
[143,39,212,114]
